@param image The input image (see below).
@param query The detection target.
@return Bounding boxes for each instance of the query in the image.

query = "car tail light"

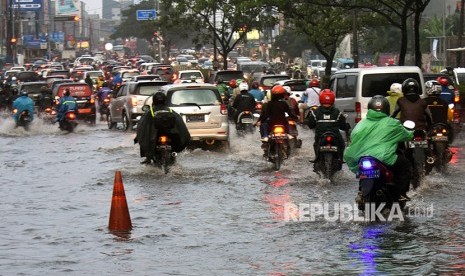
[273,125,285,134]
[355,102,361,123]
[158,135,168,144]
[131,96,138,107]
[454,88,460,103]
[221,103,227,115]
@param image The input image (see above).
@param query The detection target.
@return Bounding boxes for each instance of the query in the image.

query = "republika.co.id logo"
[283,202,434,222]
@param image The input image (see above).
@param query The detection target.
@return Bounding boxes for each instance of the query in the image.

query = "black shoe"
[140,158,151,164]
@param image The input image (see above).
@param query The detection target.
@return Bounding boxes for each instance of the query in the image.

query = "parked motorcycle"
[406,129,428,189]
[59,110,78,132]
[236,111,255,135]
[426,123,453,174]
[264,124,290,170]
[313,131,343,179]
[151,134,176,174]
[14,109,32,130]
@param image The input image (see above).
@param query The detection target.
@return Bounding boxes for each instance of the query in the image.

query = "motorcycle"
[99,96,111,121]
[151,134,177,174]
[425,123,453,174]
[287,118,302,150]
[264,124,290,171]
[313,131,343,179]
[236,111,255,135]
[14,109,32,130]
[406,129,428,189]
[355,156,406,212]
[59,110,78,132]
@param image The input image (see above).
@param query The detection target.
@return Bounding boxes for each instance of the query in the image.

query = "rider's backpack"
[153,110,176,130]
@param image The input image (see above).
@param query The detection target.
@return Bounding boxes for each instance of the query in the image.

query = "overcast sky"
[80,0,102,16]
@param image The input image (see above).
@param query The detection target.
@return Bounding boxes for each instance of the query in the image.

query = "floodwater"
[0,115,464,275]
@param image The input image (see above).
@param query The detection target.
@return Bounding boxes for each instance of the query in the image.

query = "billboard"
[56,0,79,15]
[9,0,43,11]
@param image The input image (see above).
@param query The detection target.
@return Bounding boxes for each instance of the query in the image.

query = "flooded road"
[0,116,464,275]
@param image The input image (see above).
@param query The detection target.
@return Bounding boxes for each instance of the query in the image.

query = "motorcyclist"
[134,92,190,164]
[299,78,321,123]
[112,72,123,89]
[216,77,229,101]
[424,80,453,141]
[55,88,77,124]
[232,82,256,127]
[96,82,112,120]
[283,86,299,117]
[436,76,454,105]
[12,90,34,124]
[39,85,53,112]
[255,85,298,142]
[307,89,348,164]
[386,82,403,118]
[85,74,94,90]
[344,95,413,201]
[249,81,265,101]
[391,78,432,131]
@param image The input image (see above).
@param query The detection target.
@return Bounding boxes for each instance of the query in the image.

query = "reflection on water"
[348,224,386,275]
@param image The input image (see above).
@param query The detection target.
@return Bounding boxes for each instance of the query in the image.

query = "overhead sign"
[137,10,157,21]
[9,0,43,11]
[55,0,79,15]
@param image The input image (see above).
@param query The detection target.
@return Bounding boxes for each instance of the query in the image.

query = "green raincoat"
[343,109,413,173]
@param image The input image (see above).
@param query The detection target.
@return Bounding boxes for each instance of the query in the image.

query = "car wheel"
[107,112,116,129]
[122,111,132,131]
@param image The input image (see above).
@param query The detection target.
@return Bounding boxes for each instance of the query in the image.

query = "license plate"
[408,141,428,148]
[241,118,253,124]
[319,146,338,152]
[359,169,380,179]
[187,114,204,122]
[432,136,448,141]
[79,108,92,113]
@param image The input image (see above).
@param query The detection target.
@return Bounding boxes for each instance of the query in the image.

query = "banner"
[9,0,43,11]
[56,0,79,15]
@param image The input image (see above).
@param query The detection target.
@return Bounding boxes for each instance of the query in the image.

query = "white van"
[329,66,425,127]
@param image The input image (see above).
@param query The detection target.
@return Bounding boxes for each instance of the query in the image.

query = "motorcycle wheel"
[275,143,283,170]
[435,142,446,174]
[411,148,425,189]
[161,149,170,174]
[323,153,333,179]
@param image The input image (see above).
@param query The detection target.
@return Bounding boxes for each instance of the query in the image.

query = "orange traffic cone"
[108,170,132,231]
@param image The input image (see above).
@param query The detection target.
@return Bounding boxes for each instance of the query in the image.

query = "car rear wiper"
[177,102,202,109]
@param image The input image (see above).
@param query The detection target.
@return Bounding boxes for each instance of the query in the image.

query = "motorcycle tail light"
[45,107,52,113]
[361,160,374,170]
[12,108,18,114]
[414,136,423,141]
[159,135,168,144]
[66,112,76,120]
[325,136,333,143]
[244,111,250,114]
[103,98,110,103]
[90,98,95,104]
[288,120,296,126]
[256,103,262,110]
[273,126,285,134]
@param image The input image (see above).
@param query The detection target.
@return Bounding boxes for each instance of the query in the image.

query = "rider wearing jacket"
[344,95,413,200]
[386,82,403,118]
[391,78,432,131]
[424,80,453,142]
[256,85,298,142]
[307,89,348,162]
[12,90,35,123]
[232,82,256,125]
[300,78,321,123]
[55,88,77,123]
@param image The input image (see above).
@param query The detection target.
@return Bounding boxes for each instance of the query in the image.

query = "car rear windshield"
[136,83,167,96]
[262,76,289,87]
[170,89,220,106]
[122,72,139,78]
[180,72,203,80]
[287,82,307,91]
[361,73,422,97]
[216,71,243,82]
[23,84,46,92]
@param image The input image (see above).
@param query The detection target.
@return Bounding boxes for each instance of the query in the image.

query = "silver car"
[144,83,229,148]
[107,80,169,130]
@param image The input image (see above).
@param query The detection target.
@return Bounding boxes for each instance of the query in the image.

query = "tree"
[170,0,277,69]
[272,29,312,61]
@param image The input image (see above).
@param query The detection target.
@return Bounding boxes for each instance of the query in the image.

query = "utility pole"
[457,0,465,67]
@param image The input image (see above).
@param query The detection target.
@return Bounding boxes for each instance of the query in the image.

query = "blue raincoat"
[12,95,35,122]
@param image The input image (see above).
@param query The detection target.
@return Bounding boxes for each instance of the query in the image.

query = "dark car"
[17,81,49,111]
[16,71,40,83]
[208,70,244,84]
[52,83,96,123]
[252,74,290,93]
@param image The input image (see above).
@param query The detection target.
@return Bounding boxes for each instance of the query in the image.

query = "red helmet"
[229,79,237,88]
[309,79,320,88]
[271,85,286,95]
[319,89,335,105]
[436,76,449,86]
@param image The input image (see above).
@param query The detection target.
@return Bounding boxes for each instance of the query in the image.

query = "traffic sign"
[137,10,157,21]
[10,0,42,11]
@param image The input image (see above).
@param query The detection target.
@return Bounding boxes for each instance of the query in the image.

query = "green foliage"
[272,29,311,60]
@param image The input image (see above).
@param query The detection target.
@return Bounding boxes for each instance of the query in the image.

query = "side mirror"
[403,120,415,130]
[142,105,150,112]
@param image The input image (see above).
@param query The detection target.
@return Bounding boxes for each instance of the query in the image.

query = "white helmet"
[239,82,249,91]
[389,83,402,94]
[283,86,291,94]
[425,80,441,96]
[11,76,17,81]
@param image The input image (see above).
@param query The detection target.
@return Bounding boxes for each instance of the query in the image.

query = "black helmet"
[402,78,420,95]
[20,90,28,97]
[368,95,390,116]
[152,92,166,105]
[64,88,70,96]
